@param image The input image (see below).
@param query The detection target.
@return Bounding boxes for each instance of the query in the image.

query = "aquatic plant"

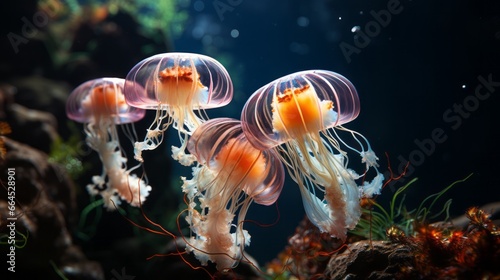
[351,173,473,241]
[38,0,188,43]
[48,124,87,179]
[114,0,188,42]
[265,173,486,279]
[0,230,29,249]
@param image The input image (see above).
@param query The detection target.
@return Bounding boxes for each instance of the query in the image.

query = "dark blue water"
[1,0,498,275]
[172,0,500,264]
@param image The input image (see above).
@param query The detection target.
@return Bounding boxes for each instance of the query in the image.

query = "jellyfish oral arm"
[171,129,197,166]
[133,99,205,165]
[183,164,249,271]
[283,134,361,241]
[361,173,385,197]
[133,109,172,162]
[186,206,247,271]
[86,123,151,209]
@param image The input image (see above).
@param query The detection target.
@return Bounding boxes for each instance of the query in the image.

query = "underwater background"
[1,0,499,279]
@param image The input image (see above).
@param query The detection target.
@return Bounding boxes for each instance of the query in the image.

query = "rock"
[8,76,69,118]
[0,83,61,153]
[0,137,104,280]
[324,240,415,280]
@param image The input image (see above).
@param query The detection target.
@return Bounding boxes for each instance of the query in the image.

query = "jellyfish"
[66,78,152,209]
[181,118,284,271]
[123,52,233,165]
[241,70,384,241]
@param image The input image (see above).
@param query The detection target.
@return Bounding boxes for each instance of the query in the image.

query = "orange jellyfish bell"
[66,78,151,209]
[67,77,145,124]
[241,70,360,150]
[241,70,384,241]
[123,52,233,165]
[181,118,284,271]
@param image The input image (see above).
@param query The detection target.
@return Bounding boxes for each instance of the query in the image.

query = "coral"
[398,206,500,279]
[266,217,344,279]
[266,171,500,280]
[278,203,500,280]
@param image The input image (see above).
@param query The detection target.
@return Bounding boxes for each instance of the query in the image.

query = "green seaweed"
[351,173,474,240]
[48,123,88,179]
[50,259,70,280]
[0,230,29,249]
[75,197,104,241]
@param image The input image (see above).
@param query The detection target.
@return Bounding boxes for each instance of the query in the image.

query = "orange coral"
[400,207,500,279]
[266,217,344,279]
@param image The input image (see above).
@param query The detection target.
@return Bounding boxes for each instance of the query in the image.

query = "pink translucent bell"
[66,78,145,124]
[65,77,151,209]
[241,70,360,150]
[187,118,285,206]
[123,52,233,110]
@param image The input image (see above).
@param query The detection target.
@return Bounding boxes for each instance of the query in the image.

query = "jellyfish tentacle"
[330,125,379,168]
[327,125,384,197]
[284,132,361,241]
[133,108,171,162]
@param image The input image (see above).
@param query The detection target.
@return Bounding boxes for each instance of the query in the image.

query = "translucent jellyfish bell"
[181,118,284,271]
[66,78,152,209]
[241,70,360,150]
[123,52,233,164]
[67,78,145,125]
[241,70,384,241]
